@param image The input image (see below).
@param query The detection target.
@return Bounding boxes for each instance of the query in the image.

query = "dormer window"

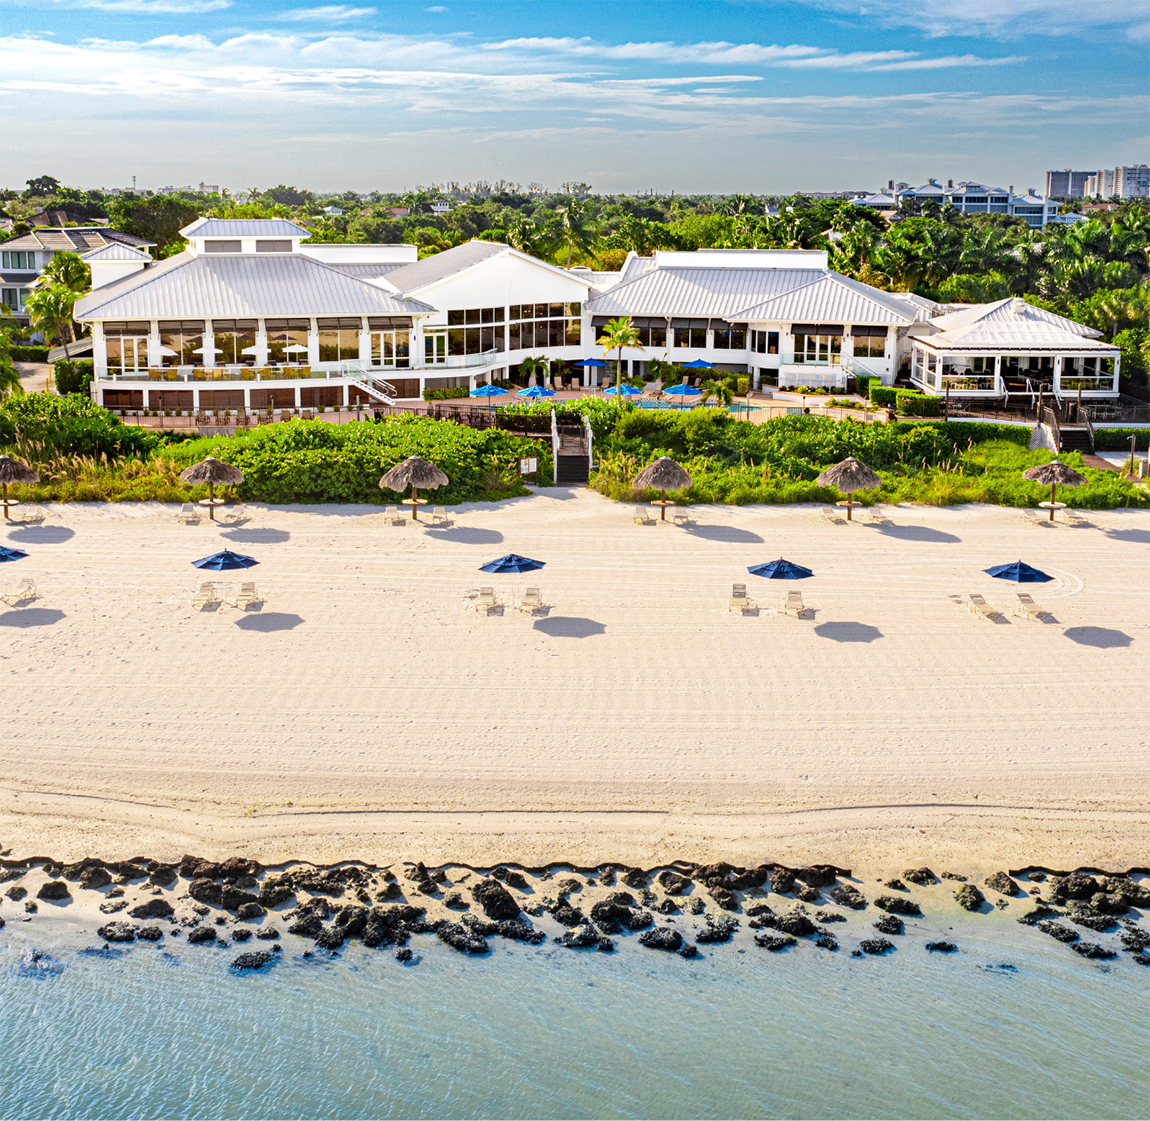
[256,240,292,253]
[204,240,241,253]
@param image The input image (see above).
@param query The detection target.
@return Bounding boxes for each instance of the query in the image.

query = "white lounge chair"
[820,506,846,525]
[476,586,497,613]
[633,506,656,526]
[176,502,199,524]
[672,509,696,527]
[966,594,1000,620]
[429,506,452,526]
[1014,593,1048,621]
[192,582,221,610]
[14,506,46,525]
[1021,509,1048,527]
[1,577,36,606]
[729,583,753,614]
[233,581,259,609]
[382,505,406,526]
[866,507,892,526]
[221,504,249,524]
[785,591,805,616]
[1059,509,1091,527]
[519,587,543,613]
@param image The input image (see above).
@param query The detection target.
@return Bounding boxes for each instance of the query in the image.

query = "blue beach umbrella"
[580,358,609,368]
[479,553,545,574]
[193,549,259,571]
[984,560,1052,583]
[747,558,814,580]
[603,384,642,396]
[470,384,506,397]
[664,383,703,397]
[681,359,715,369]
[516,385,556,398]
[0,546,28,562]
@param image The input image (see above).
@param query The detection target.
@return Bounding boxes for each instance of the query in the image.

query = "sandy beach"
[0,490,1146,876]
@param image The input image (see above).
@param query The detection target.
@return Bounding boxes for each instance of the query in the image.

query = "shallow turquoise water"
[2,917,1146,1120]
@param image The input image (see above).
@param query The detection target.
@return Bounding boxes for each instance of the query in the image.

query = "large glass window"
[751,330,778,354]
[712,324,746,350]
[265,319,310,364]
[105,335,149,372]
[851,326,888,359]
[511,304,578,351]
[672,320,708,349]
[425,331,447,364]
[1,288,19,310]
[2,251,35,270]
[940,355,995,390]
[792,332,842,365]
[158,320,205,366]
[211,319,257,365]
[317,318,361,362]
[370,330,410,367]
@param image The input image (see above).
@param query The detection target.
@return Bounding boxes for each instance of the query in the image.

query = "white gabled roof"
[727,272,923,325]
[180,218,313,239]
[923,297,1114,351]
[381,239,592,296]
[81,242,152,262]
[74,252,432,321]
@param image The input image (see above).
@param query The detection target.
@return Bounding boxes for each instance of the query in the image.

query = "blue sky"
[1,0,1146,195]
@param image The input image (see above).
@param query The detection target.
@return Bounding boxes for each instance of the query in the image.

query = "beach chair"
[633,506,656,526]
[1021,509,1048,527]
[176,502,199,524]
[1014,593,1048,621]
[672,509,696,527]
[966,594,1000,620]
[519,587,543,613]
[233,581,259,610]
[192,582,221,610]
[221,503,248,524]
[2,577,36,607]
[429,506,452,526]
[476,586,497,614]
[382,505,406,526]
[820,506,846,525]
[1059,509,1091,527]
[866,507,892,526]
[729,583,752,614]
[785,591,805,616]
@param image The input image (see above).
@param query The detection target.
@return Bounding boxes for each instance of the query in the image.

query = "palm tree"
[38,250,91,294]
[507,213,555,258]
[516,354,549,386]
[24,284,79,358]
[554,198,598,267]
[598,317,643,403]
[0,310,25,397]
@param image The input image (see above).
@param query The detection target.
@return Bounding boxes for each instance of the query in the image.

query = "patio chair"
[15,506,47,525]
[476,586,497,613]
[233,581,260,610]
[866,507,892,526]
[729,583,752,613]
[1059,509,1092,527]
[1014,593,1048,621]
[221,504,248,524]
[519,587,543,613]
[176,503,199,524]
[429,506,452,526]
[966,594,1000,620]
[820,506,846,525]
[1021,509,1048,527]
[1,577,36,607]
[383,505,406,526]
[633,506,657,526]
[192,582,221,610]
[784,591,805,616]
[671,509,696,527]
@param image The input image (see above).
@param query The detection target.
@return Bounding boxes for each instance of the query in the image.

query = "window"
[204,240,242,253]
[448,307,506,354]
[2,251,35,270]
[256,240,291,253]
[424,331,447,364]
[511,304,579,351]
[265,318,310,364]
[211,319,257,365]
[1,288,18,310]
[851,325,887,359]
[751,329,779,355]
[672,320,708,348]
[792,324,843,365]
[317,317,361,362]
[712,323,746,350]
[368,316,412,368]
[106,336,149,372]
[158,320,205,366]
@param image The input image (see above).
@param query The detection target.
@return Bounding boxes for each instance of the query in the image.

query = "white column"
[203,322,215,368]
[92,322,107,377]
[1112,353,1120,391]
[359,318,370,370]
[147,321,160,370]
[254,319,269,367]
[1053,354,1062,396]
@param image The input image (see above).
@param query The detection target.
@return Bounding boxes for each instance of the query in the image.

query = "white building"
[869,180,1060,227]
[1084,166,1150,199]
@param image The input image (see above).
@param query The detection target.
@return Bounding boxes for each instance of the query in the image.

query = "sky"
[0,0,1147,195]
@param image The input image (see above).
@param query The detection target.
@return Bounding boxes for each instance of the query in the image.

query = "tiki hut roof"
[633,456,692,491]
[179,456,245,486]
[380,456,449,491]
[0,455,40,485]
[1021,459,1085,488]
[816,456,882,493]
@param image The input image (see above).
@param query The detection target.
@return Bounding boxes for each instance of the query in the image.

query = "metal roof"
[728,273,921,325]
[924,299,1111,350]
[325,262,409,279]
[74,252,432,321]
[382,240,510,293]
[180,218,313,238]
[1,271,35,285]
[81,242,152,262]
[930,298,1098,339]
[0,227,154,252]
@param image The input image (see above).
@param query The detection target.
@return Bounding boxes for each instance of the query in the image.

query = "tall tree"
[39,250,91,294]
[597,317,643,402]
[107,195,199,256]
[554,198,598,266]
[0,308,26,397]
[24,285,80,357]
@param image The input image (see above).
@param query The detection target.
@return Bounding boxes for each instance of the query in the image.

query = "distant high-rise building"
[1083,166,1149,198]
[1045,169,1093,198]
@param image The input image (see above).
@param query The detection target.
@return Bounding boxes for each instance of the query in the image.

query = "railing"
[1039,405,1061,452]
[941,374,997,393]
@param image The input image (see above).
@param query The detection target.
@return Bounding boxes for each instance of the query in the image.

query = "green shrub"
[423,386,470,402]
[0,393,157,460]
[1093,428,1150,452]
[896,392,941,417]
[11,345,50,362]
[736,376,750,396]
[869,385,898,406]
[854,374,876,398]
[54,359,94,396]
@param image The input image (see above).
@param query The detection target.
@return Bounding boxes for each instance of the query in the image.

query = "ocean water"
[2,917,1146,1120]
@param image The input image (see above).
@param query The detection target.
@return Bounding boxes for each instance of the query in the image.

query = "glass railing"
[941,374,997,392]
[1058,376,1114,392]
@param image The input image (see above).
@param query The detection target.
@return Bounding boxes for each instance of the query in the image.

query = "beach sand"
[0,491,1146,877]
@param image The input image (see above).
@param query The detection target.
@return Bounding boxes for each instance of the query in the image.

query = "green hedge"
[869,385,898,406]
[423,386,470,402]
[54,358,94,396]
[12,345,50,362]
[0,393,158,460]
[1093,427,1150,452]
[896,391,941,417]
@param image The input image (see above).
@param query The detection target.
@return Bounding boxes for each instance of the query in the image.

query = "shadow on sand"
[425,526,504,545]
[235,612,304,632]
[533,616,606,638]
[7,525,75,544]
[876,525,961,544]
[0,608,66,628]
[222,528,291,544]
[685,524,764,544]
[1063,626,1132,649]
[813,621,883,643]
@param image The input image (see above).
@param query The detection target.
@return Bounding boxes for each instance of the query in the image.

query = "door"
[370,330,411,368]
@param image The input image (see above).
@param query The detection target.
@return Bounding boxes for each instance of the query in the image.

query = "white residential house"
[887,181,1059,227]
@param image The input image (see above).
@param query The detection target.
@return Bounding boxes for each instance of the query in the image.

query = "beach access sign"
[519,457,538,474]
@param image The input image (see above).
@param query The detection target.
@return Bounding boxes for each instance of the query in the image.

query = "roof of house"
[1,226,154,252]
[324,262,410,279]
[179,218,313,239]
[850,192,898,207]
[74,252,433,321]
[81,242,153,262]
[380,240,512,293]
[0,271,35,285]
[922,297,1111,350]
[728,272,925,325]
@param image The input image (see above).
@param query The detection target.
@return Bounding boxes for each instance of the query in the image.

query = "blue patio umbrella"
[664,383,703,396]
[470,384,506,397]
[193,549,259,571]
[479,553,545,574]
[603,383,642,396]
[516,385,556,398]
[580,358,609,367]
[984,560,1052,583]
[0,546,28,562]
[681,359,715,369]
[747,558,814,580]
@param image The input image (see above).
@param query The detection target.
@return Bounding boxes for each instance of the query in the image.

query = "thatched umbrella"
[380,456,449,520]
[0,455,40,520]
[633,456,692,520]
[1022,459,1085,521]
[179,456,244,521]
[815,456,882,521]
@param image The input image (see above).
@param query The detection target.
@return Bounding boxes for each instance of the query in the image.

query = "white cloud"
[3,0,231,11]
[278,5,376,20]
[425,5,446,11]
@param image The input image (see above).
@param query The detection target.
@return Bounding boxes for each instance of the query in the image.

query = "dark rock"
[1071,941,1115,960]
[657,898,680,915]
[597,938,615,952]
[771,869,795,895]
[622,868,649,890]
[1103,877,1150,908]
[754,933,796,951]
[678,944,699,958]
[503,871,530,892]
[795,865,838,888]
[829,884,868,910]
[315,926,346,950]
[129,898,174,920]
[438,921,490,954]
[191,904,210,916]
[288,913,325,938]
[137,926,163,941]
[188,878,222,906]
[638,927,683,951]
[590,892,640,934]
[815,910,846,924]
[925,941,957,952]
[256,927,280,940]
[81,866,113,890]
[1089,892,1128,916]
[850,950,863,958]
[472,878,520,921]
[940,871,967,882]
[552,901,586,927]
[746,903,774,918]
[556,925,601,949]
[696,914,739,943]
[99,899,128,914]
[555,877,583,895]
[148,866,177,888]
[903,868,938,885]
[1119,927,1150,953]
[188,926,217,944]
[984,872,1020,897]
[730,866,770,891]
[395,947,414,962]
[495,919,546,945]
[954,884,985,912]
[795,886,821,903]
[1133,952,1150,966]
[25,900,38,913]
[376,883,402,902]
[97,921,137,942]
[874,913,904,935]
[1050,872,1100,902]
[859,938,894,954]
[1027,871,1047,882]
[597,867,617,887]
[189,860,222,881]
[231,950,273,971]
[220,887,260,913]
[686,897,706,915]
[657,871,691,895]
[37,881,71,901]
[259,877,296,908]
[776,912,817,937]
[708,885,739,912]
[1017,906,1060,925]
[405,862,430,882]
[62,858,105,883]
[444,892,470,911]
[333,904,369,937]
[416,880,439,896]
[875,895,922,916]
[1066,905,1117,933]
[695,861,735,885]
[232,927,254,942]
[237,902,266,921]
[884,878,908,892]
[1037,921,1079,943]
[5,885,27,901]
[638,889,658,909]
[815,935,838,951]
